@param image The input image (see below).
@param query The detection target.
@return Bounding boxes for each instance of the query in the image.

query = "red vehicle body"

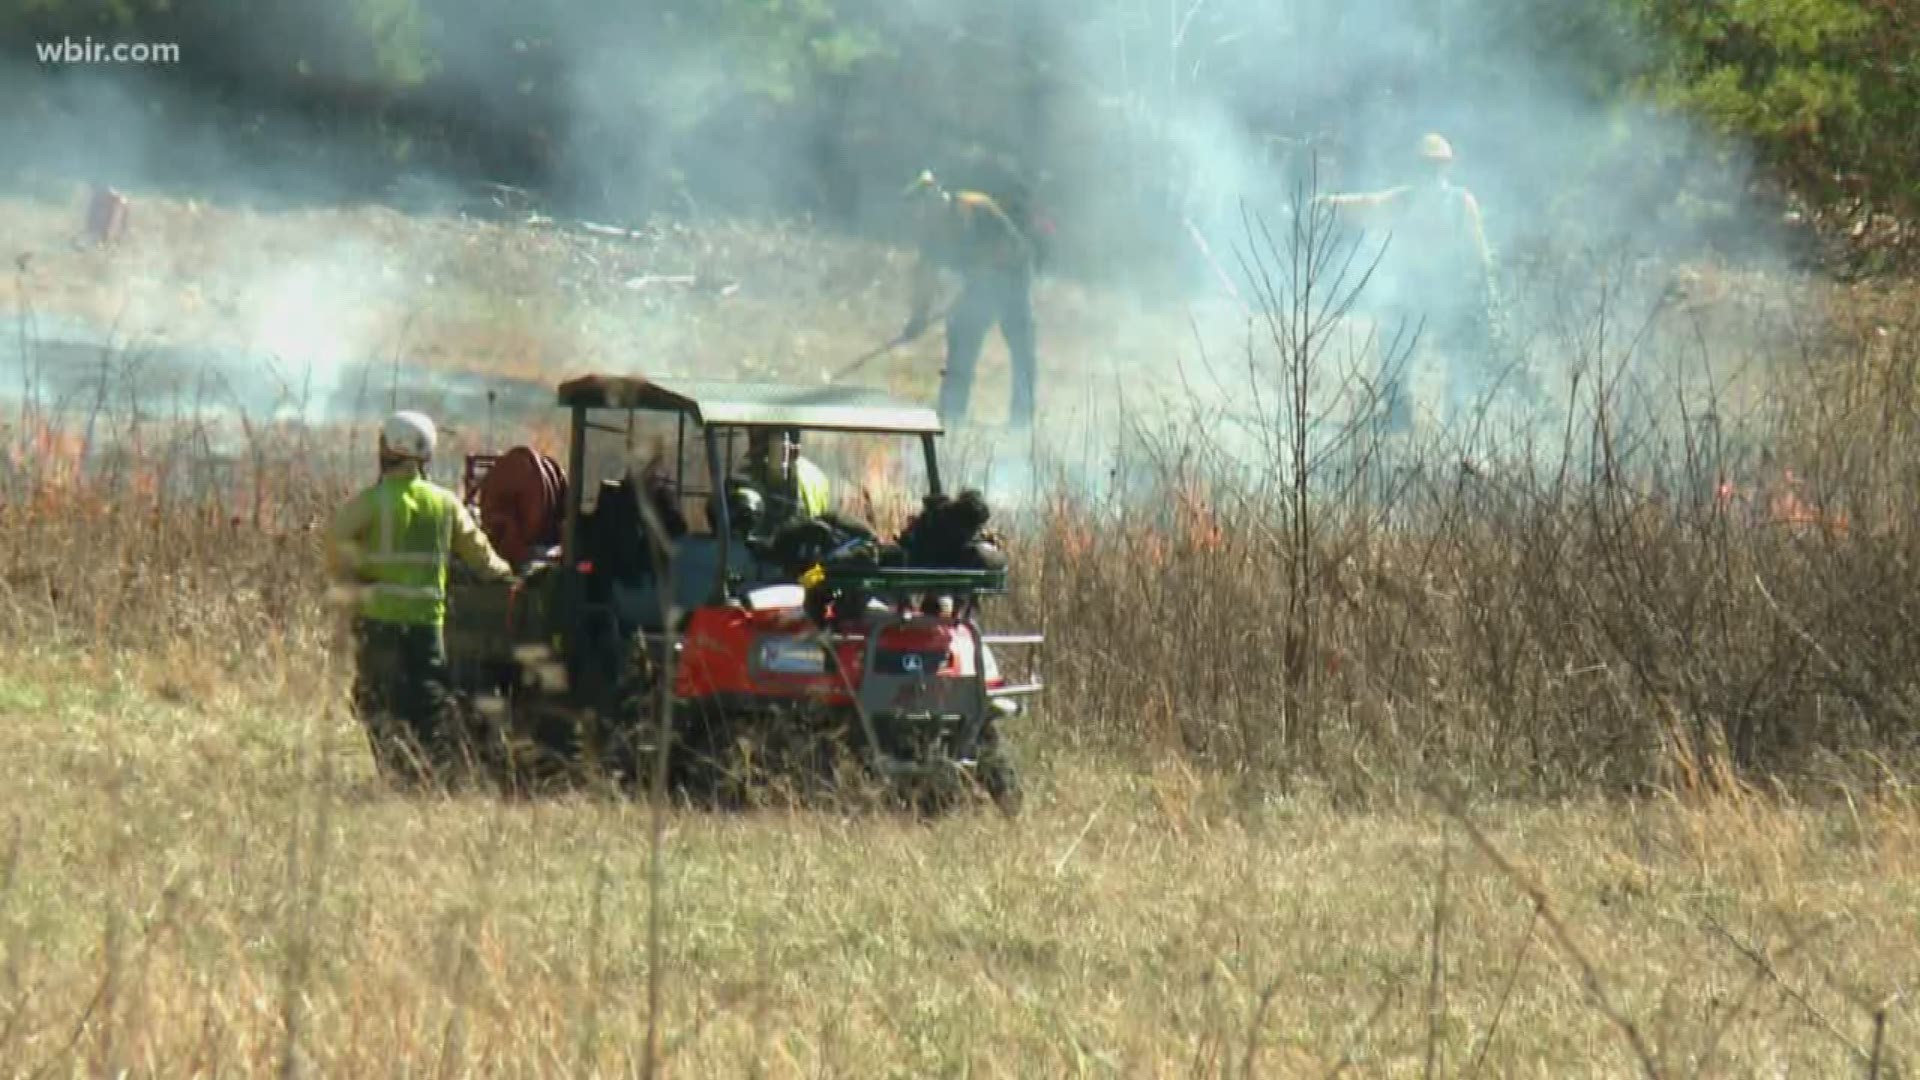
[676,605,982,700]
[442,374,1041,810]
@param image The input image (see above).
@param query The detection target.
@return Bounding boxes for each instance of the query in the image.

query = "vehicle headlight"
[756,636,829,675]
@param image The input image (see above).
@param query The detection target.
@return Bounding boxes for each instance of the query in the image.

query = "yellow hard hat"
[902,169,941,199]
[1417,133,1454,163]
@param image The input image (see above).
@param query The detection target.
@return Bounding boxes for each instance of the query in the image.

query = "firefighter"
[902,169,1040,429]
[1315,133,1498,432]
[742,427,830,529]
[326,410,515,785]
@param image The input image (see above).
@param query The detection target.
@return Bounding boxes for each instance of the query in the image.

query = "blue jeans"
[940,267,1037,427]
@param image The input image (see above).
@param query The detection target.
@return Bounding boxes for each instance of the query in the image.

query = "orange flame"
[1173,480,1225,554]
[1716,465,1850,538]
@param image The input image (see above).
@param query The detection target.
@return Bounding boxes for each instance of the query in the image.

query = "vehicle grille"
[873,650,947,676]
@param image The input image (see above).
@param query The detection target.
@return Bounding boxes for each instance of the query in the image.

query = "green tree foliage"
[3,0,1912,244]
[349,0,437,86]
[1,0,431,84]
[1625,0,1914,208]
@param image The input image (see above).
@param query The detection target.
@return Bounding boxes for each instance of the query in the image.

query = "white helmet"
[380,410,437,462]
[1417,132,1455,164]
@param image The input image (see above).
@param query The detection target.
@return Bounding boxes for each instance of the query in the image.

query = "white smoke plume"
[0,0,1813,496]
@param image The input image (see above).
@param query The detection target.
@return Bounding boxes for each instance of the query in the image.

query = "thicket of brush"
[4,215,1916,804]
[1004,215,1920,801]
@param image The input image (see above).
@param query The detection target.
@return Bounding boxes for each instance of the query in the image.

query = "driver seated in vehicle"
[719,480,773,556]
[740,427,830,533]
[725,466,884,623]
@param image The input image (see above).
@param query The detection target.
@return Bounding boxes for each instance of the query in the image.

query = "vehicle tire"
[611,639,672,793]
[980,755,1022,816]
[977,722,1023,817]
[362,718,427,789]
[674,708,748,808]
[462,690,570,798]
[502,696,589,793]
[433,691,501,790]
[352,699,435,790]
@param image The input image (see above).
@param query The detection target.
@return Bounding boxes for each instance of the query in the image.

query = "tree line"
[4,0,1913,270]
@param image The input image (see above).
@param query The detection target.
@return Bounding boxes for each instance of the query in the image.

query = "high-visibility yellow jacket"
[1318,178,1493,307]
[793,455,831,518]
[326,470,513,626]
[909,190,1036,327]
[747,453,831,520]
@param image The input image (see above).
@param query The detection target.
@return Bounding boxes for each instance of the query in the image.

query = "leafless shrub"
[1000,174,1920,799]
[5,224,1918,803]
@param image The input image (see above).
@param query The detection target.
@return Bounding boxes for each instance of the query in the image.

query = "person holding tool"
[1315,132,1500,432]
[900,169,1042,429]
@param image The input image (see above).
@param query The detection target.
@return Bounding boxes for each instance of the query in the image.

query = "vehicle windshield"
[578,408,714,531]
[713,426,932,530]
[579,412,934,537]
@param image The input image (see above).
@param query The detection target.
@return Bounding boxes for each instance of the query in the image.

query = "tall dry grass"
[0,642,1915,1076]
[3,229,1918,803]
[986,203,1920,802]
[0,207,1918,1074]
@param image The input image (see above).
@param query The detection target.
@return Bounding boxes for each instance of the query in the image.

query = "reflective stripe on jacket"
[328,474,485,625]
[795,456,831,518]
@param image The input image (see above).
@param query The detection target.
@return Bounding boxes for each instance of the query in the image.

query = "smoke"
[1004,0,1804,475]
[247,240,392,419]
[0,0,1812,489]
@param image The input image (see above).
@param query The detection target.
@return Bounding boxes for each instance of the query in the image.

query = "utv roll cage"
[552,375,946,607]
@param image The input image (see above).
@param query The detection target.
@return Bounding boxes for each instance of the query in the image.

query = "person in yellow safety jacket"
[902,169,1040,429]
[1314,133,1498,433]
[742,427,829,533]
[326,410,515,785]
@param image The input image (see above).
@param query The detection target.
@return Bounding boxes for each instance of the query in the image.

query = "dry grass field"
[1,189,1918,1076]
[2,644,1916,1077]
[0,188,1237,430]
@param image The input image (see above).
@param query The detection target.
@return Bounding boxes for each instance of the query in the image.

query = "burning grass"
[3,191,1920,1071]
[2,293,1917,801]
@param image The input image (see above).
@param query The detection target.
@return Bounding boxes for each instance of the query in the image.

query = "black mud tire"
[980,755,1022,817]
[670,707,866,811]
[610,640,675,796]
[671,708,750,809]
[361,717,432,791]
[432,691,549,797]
[977,722,1023,817]
[500,698,597,795]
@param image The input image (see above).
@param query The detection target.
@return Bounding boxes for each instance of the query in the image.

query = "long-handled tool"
[1184,217,1252,318]
[831,299,955,383]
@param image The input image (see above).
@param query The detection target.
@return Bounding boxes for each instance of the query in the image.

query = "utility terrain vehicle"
[441,374,1042,811]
